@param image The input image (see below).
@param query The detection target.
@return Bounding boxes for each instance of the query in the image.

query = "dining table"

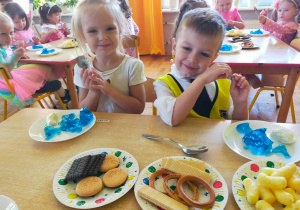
[0,108,299,209]
[19,38,82,109]
[216,29,300,123]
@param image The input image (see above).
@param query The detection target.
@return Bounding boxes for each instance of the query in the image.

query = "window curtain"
[128,0,165,55]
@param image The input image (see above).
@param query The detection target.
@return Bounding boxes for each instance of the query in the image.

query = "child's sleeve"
[263,19,298,35]
[73,64,85,88]
[226,96,234,120]
[233,8,242,21]
[128,59,146,86]
[133,20,139,35]
[153,79,176,126]
[0,49,20,71]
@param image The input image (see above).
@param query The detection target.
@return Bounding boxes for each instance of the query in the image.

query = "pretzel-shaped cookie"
[241,41,254,48]
[177,175,216,208]
[149,169,175,193]
[163,174,200,205]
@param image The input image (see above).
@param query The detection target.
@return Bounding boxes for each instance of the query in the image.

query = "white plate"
[0,195,19,210]
[26,44,51,51]
[35,48,62,56]
[67,34,76,39]
[134,156,228,210]
[219,44,242,54]
[223,120,300,163]
[53,148,139,209]
[29,110,95,142]
[249,30,270,37]
[232,159,300,210]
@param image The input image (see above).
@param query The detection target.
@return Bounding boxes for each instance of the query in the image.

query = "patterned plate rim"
[232,158,300,210]
[53,148,139,209]
[134,156,228,210]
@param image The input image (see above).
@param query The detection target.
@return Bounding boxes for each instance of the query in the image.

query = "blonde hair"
[215,0,233,11]
[72,0,128,59]
[0,11,13,26]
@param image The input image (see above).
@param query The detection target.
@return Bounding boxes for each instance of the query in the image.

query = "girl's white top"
[74,55,146,113]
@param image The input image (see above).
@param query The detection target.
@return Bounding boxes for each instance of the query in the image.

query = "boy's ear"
[171,37,176,55]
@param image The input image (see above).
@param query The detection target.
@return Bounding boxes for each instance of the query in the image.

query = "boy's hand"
[202,63,232,84]
[230,74,250,103]
[32,36,41,45]
[259,15,267,24]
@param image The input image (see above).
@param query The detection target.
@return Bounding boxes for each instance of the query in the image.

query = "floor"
[0,55,299,123]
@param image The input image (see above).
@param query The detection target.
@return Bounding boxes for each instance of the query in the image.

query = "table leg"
[277,67,299,123]
[64,63,79,109]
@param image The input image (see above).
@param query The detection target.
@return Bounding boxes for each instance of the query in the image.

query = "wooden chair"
[144,77,157,115]
[248,39,300,123]
[0,66,67,120]
[122,35,140,58]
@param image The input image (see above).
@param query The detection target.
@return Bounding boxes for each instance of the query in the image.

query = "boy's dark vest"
[157,74,230,119]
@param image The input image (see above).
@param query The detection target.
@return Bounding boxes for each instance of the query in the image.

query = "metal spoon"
[142,134,208,154]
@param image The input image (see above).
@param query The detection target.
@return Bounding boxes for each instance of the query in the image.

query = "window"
[13,0,30,15]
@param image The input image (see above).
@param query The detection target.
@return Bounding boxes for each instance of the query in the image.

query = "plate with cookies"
[53,148,139,209]
[134,156,228,210]
[232,159,300,210]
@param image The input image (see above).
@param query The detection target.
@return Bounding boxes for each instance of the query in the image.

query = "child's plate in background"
[35,48,62,56]
[26,44,51,51]
[67,34,75,39]
[219,44,242,54]
[249,30,270,37]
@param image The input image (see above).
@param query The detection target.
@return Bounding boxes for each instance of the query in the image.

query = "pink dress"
[12,29,35,47]
[262,19,299,44]
[218,8,241,25]
[124,17,139,58]
[41,22,67,42]
[0,47,51,108]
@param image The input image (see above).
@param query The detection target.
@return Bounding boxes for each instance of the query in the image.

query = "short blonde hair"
[72,0,128,58]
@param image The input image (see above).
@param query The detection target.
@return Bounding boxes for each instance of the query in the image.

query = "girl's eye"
[107,27,115,31]
[88,30,97,33]
[201,52,210,57]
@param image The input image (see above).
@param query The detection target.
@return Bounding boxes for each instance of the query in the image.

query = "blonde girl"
[215,0,245,29]
[72,0,146,113]
[39,2,70,43]
[259,0,300,44]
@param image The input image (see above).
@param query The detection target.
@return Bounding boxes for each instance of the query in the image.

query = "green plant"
[33,0,57,10]
[63,0,78,7]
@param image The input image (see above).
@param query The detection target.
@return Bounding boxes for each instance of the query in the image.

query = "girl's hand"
[50,29,58,34]
[14,47,26,57]
[80,68,95,90]
[202,63,232,84]
[90,69,112,96]
[63,22,69,32]
[260,8,269,16]
[230,74,250,103]
[259,15,267,24]
[32,36,41,45]
[227,20,234,26]
[15,40,24,48]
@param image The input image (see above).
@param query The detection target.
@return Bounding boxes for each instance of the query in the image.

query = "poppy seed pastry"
[99,154,119,172]
[75,176,103,197]
[102,168,128,188]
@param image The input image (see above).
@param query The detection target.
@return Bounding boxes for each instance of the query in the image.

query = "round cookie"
[76,176,103,197]
[99,154,119,172]
[103,168,128,188]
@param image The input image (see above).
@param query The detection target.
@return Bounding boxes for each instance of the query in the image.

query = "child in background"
[39,2,70,44]
[215,0,245,29]
[0,0,11,11]
[154,8,250,126]
[173,0,210,38]
[118,0,139,58]
[0,12,70,108]
[72,0,146,113]
[259,0,299,44]
[4,2,40,47]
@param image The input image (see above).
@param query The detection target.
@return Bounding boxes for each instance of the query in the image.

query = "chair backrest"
[290,38,300,52]
[0,65,15,95]
[122,35,140,58]
[32,22,41,38]
[144,77,157,115]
